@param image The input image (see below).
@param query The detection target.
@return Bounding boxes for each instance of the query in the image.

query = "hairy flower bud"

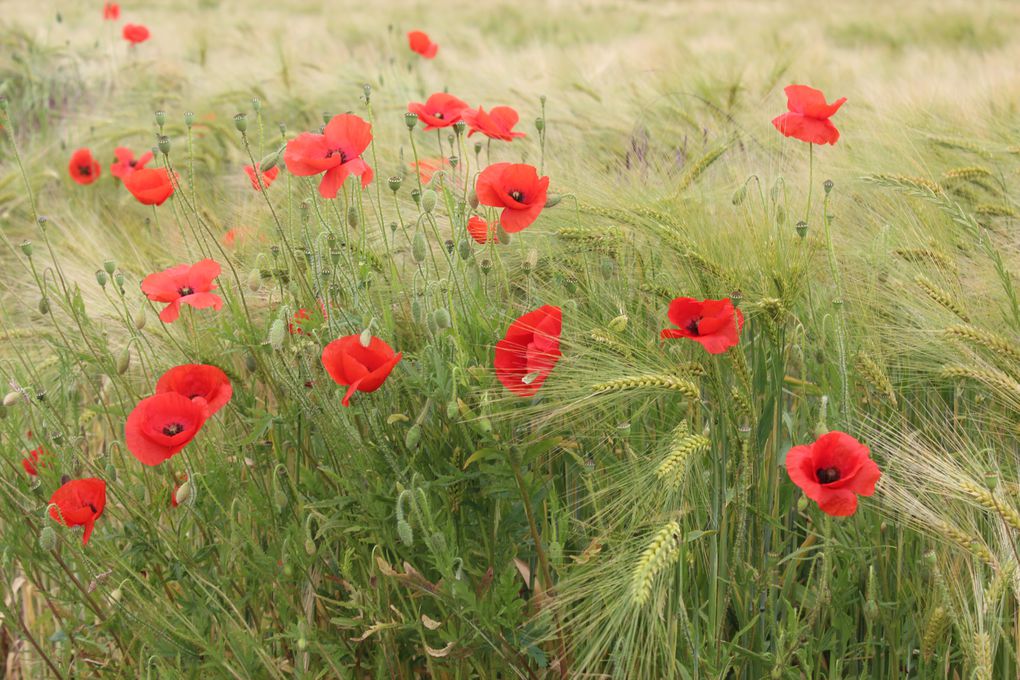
[268,319,286,350]
[411,231,428,263]
[421,189,437,213]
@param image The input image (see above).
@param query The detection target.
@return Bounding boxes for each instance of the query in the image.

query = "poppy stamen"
[79,165,92,175]
[162,423,185,436]
[510,190,524,202]
[816,466,841,484]
[685,317,702,335]
[177,286,194,296]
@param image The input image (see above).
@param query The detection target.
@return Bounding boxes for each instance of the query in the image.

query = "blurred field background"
[3,0,1020,678]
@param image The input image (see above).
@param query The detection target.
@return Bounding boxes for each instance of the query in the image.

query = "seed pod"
[412,231,428,263]
[468,188,478,209]
[20,240,33,256]
[795,221,808,238]
[388,175,402,192]
[405,112,419,129]
[397,519,414,546]
[154,110,167,127]
[268,319,286,350]
[39,526,57,551]
[535,117,545,132]
[453,120,466,135]
[157,136,171,155]
[233,113,248,132]
[544,194,563,208]
[405,423,422,449]
[823,179,834,194]
[95,270,107,287]
[457,238,471,260]
[433,308,451,329]
[103,259,116,274]
[247,268,261,292]
[183,111,195,128]
[38,298,49,315]
[133,306,147,330]
[421,189,437,213]
[117,347,131,374]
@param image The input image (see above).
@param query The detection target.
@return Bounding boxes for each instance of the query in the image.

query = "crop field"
[2,0,1020,677]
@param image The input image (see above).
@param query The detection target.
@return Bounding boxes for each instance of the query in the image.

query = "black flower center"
[163,423,185,436]
[79,165,92,175]
[816,466,841,484]
[685,317,702,335]
[510,190,524,202]
[86,502,98,513]
[325,149,349,162]
[177,286,194,296]
[434,112,444,119]
[129,159,137,167]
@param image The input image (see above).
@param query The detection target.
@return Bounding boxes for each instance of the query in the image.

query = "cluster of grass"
[3,1,1020,678]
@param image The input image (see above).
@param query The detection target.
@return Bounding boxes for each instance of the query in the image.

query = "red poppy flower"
[475,163,549,233]
[156,364,233,417]
[68,148,101,185]
[461,106,526,142]
[110,147,153,180]
[411,157,449,184]
[103,2,120,20]
[289,301,328,335]
[494,305,562,397]
[785,431,881,516]
[49,478,106,545]
[22,447,46,476]
[407,93,469,131]
[123,24,150,44]
[321,335,403,407]
[284,113,374,199]
[244,164,279,191]
[125,393,208,466]
[140,258,223,323]
[772,85,846,146]
[408,30,438,58]
[660,297,744,354]
[123,167,176,206]
[467,216,498,244]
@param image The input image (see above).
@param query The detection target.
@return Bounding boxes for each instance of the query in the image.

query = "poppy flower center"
[325,148,349,163]
[129,160,137,167]
[685,317,702,335]
[79,165,92,175]
[86,502,98,513]
[177,286,194,296]
[816,466,841,484]
[434,112,444,119]
[162,423,185,436]
[510,190,524,202]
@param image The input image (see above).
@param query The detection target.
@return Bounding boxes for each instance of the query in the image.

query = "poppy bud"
[388,176,402,192]
[174,480,193,506]
[359,328,372,348]
[277,122,286,136]
[154,110,166,127]
[397,519,414,546]
[39,526,57,551]
[496,224,510,245]
[544,194,563,208]
[95,270,107,287]
[421,189,437,213]
[304,538,316,555]
[268,319,286,350]
[824,179,834,195]
[117,347,131,374]
[105,463,117,481]
[796,495,809,512]
[233,113,248,132]
[433,308,452,329]
[405,423,422,449]
[3,391,20,407]
[347,206,359,228]
[251,97,262,112]
[795,221,808,239]
[245,354,257,373]
[608,315,628,333]
[20,240,33,256]
[330,248,341,265]
[38,297,49,315]
[601,258,615,280]
[114,272,124,290]
[405,112,418,130]
[411,299,423,323]
[157,136,170,155]
[457,239,471,260]
[535,117,545,132]
[259,148,283,173]
[426,312,438,334]
[297,637,308,651]
[362,83,372,100]
[480,258,493,274]
[411,188,421,206]
[274,486,287,510]
[412,231,428,263]
[133,306,147,330]
[103,259,116,274]
[467,190,479,211]
[446,400,459,419]
[247,268,261,292]
[184,111,195,128]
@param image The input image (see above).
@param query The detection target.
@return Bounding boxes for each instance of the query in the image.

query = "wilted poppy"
[785,431,881,516]
[22,447,46,476]
[462,106,526,142]
[123,24,150,44]
[475,163,549,233]
[321,335,402,407]
[772,85,846,146]
[49,478,106,545]
[156,364,233,417]
[660,297,744,354]
[68,148,101,185]
[125,393,207,466]
[284,113,374,199]
[110,147,153,180]
[408,30,438,58]
[123,167,176,206]
[495,305,562,397]
[244,164,279,191]
[467,216,497,244]
[103,2,120,20]
[140,258,223,323]
[407,93,469,131]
